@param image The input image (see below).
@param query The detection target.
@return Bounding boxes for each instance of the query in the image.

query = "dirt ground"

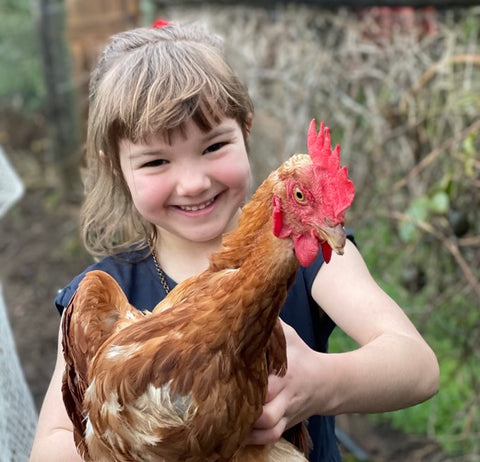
[0,110,447,461]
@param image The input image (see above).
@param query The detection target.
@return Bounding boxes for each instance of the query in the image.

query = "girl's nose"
[175,166,212,197]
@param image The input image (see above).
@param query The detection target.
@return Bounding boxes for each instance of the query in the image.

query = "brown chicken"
[62,119,355,462]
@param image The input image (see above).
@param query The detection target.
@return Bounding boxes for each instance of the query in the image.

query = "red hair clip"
[152,19,171,28]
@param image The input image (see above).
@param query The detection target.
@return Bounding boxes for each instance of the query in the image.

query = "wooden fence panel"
[65,0,141,120]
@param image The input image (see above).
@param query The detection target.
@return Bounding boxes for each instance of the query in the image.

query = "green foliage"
[399,189,450,243]
[375,353,480,456]
[0,0,45,110]
[351,205,479,456]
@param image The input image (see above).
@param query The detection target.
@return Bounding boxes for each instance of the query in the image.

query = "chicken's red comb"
[307,119,355,223]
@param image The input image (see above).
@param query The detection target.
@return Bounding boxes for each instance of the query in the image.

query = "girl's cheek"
[128,175,170,211]
[236,163,252,195]
[217,155,251,189]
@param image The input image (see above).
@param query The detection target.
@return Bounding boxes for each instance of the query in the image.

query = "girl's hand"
[244,321,321,445]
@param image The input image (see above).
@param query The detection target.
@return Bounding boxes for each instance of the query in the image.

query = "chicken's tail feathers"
[73,269,144,335]
[61,270,143,396]
[61,297,91,461]
[61,270,143,459]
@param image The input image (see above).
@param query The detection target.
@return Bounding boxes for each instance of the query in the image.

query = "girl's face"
[119,117,252,245]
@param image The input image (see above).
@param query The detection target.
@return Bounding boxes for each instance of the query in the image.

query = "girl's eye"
[204,142,227,154]
[141,159,168,168]
[294,187,306,203]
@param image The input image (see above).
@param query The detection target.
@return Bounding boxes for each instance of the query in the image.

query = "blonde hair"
[81,23,254,258]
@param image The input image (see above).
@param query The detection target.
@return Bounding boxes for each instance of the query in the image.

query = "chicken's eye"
[294,187,306,203]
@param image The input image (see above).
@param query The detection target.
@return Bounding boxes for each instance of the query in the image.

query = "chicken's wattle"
[293,233,320,267]
[321,241,333,264]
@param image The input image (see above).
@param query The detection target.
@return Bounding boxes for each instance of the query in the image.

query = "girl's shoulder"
[54,248,165,314]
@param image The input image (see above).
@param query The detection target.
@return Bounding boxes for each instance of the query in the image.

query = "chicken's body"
[62,121,355,462]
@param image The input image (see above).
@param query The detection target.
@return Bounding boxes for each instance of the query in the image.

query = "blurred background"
[0,0,479,460]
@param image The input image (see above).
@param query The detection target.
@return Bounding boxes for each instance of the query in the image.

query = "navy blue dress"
[55,242,348,462]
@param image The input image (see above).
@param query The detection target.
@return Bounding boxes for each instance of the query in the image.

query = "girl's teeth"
[179,198,214,211]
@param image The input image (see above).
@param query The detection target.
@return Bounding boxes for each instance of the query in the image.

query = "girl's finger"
[244,417,288,446]
[253,388,288,430]
[264,373,285,403]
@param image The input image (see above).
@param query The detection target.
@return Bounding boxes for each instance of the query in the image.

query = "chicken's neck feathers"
[194,174,298,359]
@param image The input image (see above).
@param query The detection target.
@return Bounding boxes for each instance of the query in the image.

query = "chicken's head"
[272,119,355,267]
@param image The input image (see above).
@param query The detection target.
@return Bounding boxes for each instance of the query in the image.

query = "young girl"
[30,22,439,462]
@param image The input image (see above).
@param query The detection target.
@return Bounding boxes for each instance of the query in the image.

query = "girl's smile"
[119,117,251,245]
[173,194,219,213]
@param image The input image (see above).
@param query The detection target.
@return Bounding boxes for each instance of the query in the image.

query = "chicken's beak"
[315,223,347,257]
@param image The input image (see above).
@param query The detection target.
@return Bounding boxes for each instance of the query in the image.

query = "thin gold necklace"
[151,249,171,294]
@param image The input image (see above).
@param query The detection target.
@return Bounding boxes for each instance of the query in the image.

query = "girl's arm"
[310,239,439,414]
[247,239,439,444]
[29,319,83,462]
